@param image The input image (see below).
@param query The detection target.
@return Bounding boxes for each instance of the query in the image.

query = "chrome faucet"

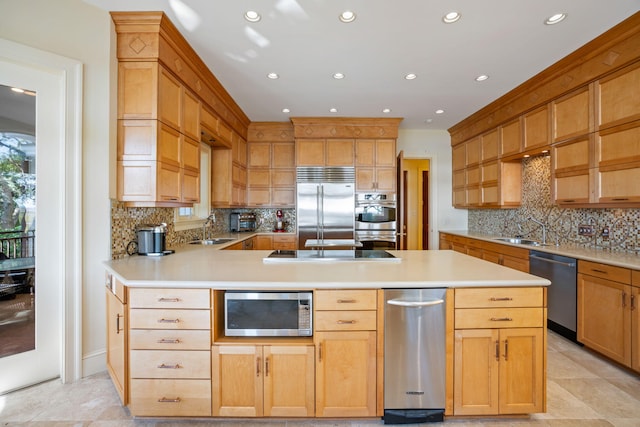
[202,213,216,240]
[528,216,547,245]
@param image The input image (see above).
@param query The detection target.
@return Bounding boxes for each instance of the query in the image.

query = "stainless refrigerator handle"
[386,299,445,307]
[530,254,576,268]
[316,184,321,241]
[319,184,324,241]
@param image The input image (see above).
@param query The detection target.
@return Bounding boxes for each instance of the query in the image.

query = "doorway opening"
[400,158,430,250]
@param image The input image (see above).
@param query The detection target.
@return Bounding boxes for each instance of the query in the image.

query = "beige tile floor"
[1,331,639,426]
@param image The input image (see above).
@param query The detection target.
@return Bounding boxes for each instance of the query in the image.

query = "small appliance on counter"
[274,209,287,232]
[230,212,256,232]
[127,223,174,256]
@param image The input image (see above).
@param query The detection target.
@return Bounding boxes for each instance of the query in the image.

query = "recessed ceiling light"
[425,119,433,123]
[339,10,356,23]
[442,11,461,24]
[282,108,290,113]
[545,13,567,25]
[382,108,391,113]
[475,74,489,82]
[244,10,261,22]
[435,109,445,114]
[267,73,279,79]
[333,72,345,79]
[405,73,417,80]
[329,108,338,113]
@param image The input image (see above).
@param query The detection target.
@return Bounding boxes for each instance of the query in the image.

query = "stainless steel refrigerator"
[296,167,355,250]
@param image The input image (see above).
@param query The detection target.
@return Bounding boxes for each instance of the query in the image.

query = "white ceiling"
[86,2,640,130]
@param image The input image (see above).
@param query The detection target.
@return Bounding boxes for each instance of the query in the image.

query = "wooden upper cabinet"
[248,143,271,168]
[452,143,466,171]
[272,142,295,168]
[182,89,200,141]
[551,134,594,205]
[297,139,325,166]
[552,85,593,143]
[596,61,640,131]
[523,105,550,152]
[500,119,522,158]
[158,67,182,131]
[355,139,396,191]
[465,137,481,166]
[326,139,354,166]
[481,129,499,162]
[118,62,158,120]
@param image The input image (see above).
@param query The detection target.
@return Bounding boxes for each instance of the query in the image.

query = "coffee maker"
[274,209,286,232]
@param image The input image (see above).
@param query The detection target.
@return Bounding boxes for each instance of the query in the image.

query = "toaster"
[230,212,256,232]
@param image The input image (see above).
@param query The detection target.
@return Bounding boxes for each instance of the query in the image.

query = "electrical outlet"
[578,224,594,236]
[602,226,610,239]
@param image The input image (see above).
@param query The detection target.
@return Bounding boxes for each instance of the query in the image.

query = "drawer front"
[130,379,211,417]
[130,309,211,330]
[455,307,544,329]
[578,260,631,284]
[130,350,211,379]
[129,288,211,309]
[315,310,377,331]
[315,289,377,310]
[130,329,211,350]
[455,287,543,308]
[273,234,296,243]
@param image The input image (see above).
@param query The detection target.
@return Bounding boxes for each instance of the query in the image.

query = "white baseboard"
[82,349,106,377]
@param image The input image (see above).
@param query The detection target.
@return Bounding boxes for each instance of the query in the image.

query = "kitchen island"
[104,248,549,420]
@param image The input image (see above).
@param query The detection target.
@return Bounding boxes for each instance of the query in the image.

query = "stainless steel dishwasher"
[529,250,578,341]
[383,288,446,424]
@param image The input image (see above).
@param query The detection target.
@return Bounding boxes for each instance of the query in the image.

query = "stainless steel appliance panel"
[530,250,577,341]
[384,288,446,423]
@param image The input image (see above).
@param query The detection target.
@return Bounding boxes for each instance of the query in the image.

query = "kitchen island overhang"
[104,248,550,289]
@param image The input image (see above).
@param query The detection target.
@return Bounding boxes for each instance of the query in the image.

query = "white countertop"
[104,245,549,289]
[441,230,640,270]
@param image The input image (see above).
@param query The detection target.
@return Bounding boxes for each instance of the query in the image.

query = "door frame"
[0,38,83,385]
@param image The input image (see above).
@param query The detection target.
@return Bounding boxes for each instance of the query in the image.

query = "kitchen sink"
[494,237,541,246]
[189,238,235,245]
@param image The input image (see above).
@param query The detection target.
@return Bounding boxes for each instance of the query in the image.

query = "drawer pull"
[158,297,181,302]
[489,297,513,301]
[158,318,180,324]
[337,320,356,324]
[337,299,357,303]
[158,397,181,403]
[157,363,181,369]
[157,338,181,344]
[591,269,608,274]
[490,317,513,322]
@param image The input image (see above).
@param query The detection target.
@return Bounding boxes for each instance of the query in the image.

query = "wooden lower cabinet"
[211,345,315,417]
[130,379,211,417]
[438,233,530,273]
[315,331,377,417]
[106,287,127,405]
[453,287,546,416]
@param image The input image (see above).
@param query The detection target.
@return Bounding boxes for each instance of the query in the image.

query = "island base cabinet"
[453,328,544,416]
[315,331,377,417]
[106,288,127,405]
[211,345,315,417]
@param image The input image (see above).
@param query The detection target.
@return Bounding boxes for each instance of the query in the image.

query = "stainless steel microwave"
[224,291,312,337]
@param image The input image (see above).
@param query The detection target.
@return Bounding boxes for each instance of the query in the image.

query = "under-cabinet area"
[103,250,548,421]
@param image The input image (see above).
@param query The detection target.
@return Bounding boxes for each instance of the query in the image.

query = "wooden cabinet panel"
[130,329,211,350]
[254,235,273,250]
[118,62,158,120]
[596,61,640,130]
[130,379,211,417]
[375,168,396,192]
[355,139,396,191]
[271,169,295,187]
[500,119,522,158]
[263,346,315,417]
[248,169,270,187]
[297,139,325,166]
[552,136,593,173]
[158,67,181,131]
[212,345,263,417]
[465,137,481,166]
[552,85,592,142]
[315,311,377,331]
[315,290,377,310]
[481,130,499,162]
[452,143,466,171]
[455,308,543,329]
[523,105,550,152]
[248,143,271,168]
[106,289,127,405]
[130,350,210,379]
[130,309,211,330]
[315,331,377,417]
[272,142,295,168]
[273,234,296,250]
[455,287,543,308]
[375,139,396,167]
[129,288,211,309]
[182,89,200,141]
[326,139,354,166]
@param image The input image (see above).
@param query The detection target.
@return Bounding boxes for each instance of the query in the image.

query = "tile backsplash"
[468,156,640,253]
[110,201,295,258]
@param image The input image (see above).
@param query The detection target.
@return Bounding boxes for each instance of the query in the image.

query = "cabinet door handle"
[158,318,180,323]
[591,269,608,274]
[265,357,270,377]
[319,343,323,362]
[337,320,356,324]
[622,292,627,308]
[157,363,181,369]
[504,340,509,361]
[631,294,636,311]
[256,356,261,377]
[158,297,181,303]
[612,198,629,201]
[490,317,513,322]
[495,340,500,361]
[116,313,123,334]
[158,397,181,403]
[490,297,513,301]
[157,338,181,344]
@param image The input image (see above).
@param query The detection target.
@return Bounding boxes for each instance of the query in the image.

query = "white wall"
[0,0,114,376]
[397,129,468,249]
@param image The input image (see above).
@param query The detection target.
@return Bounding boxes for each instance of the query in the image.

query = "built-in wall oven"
[355,193,397,249]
